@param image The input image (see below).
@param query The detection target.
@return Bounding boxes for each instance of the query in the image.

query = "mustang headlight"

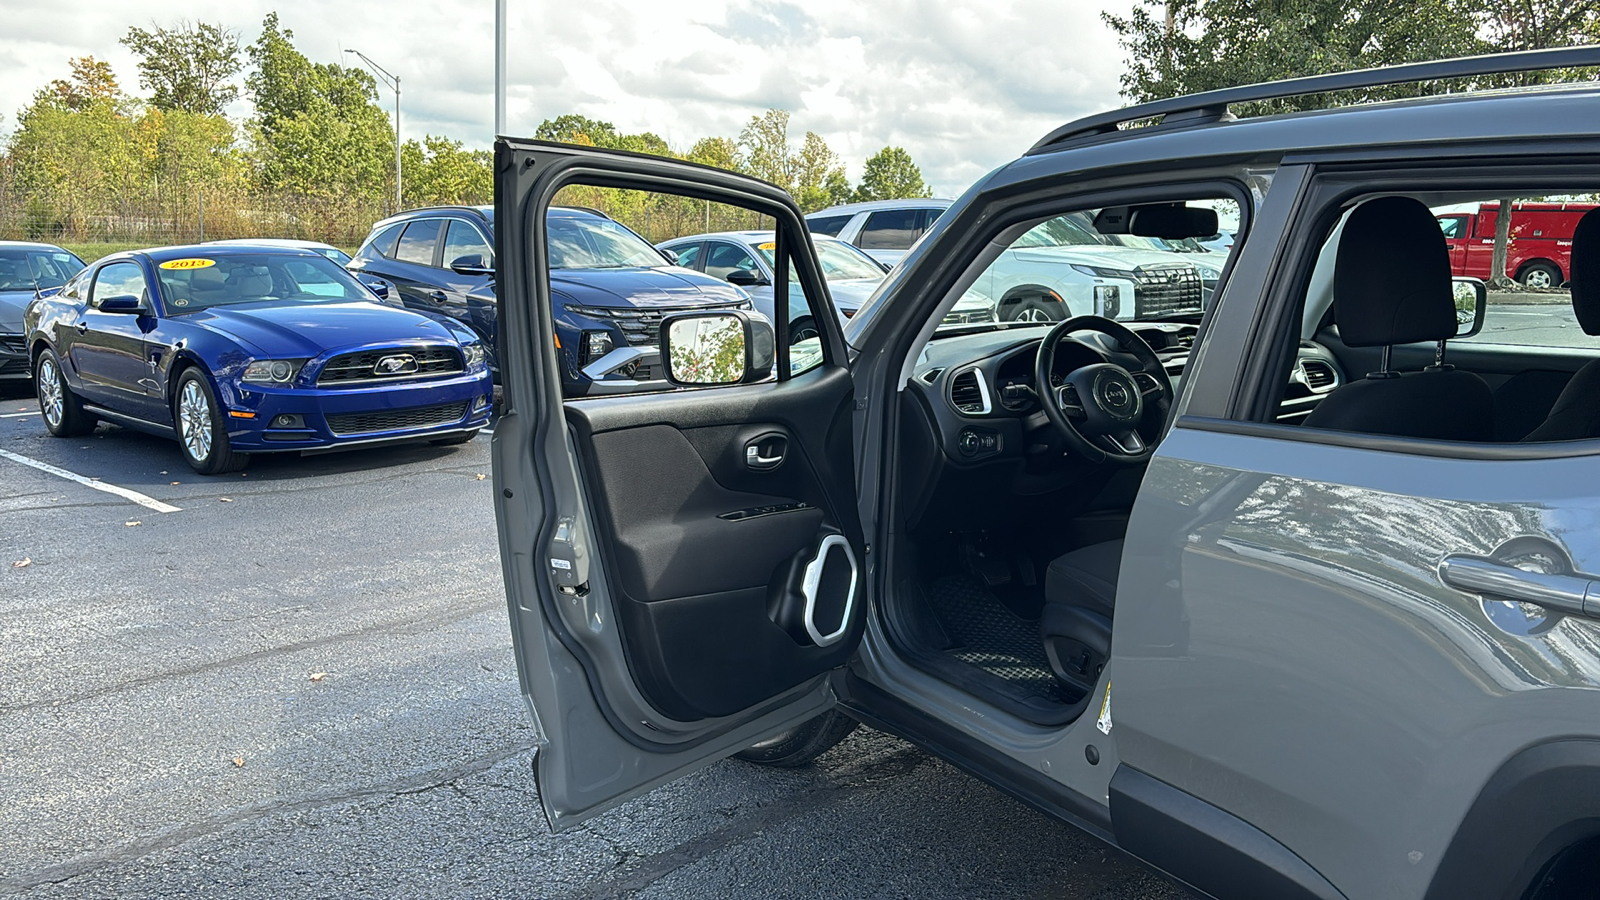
[1070,264,1137,280]
[462,343,486,368]
[241,359,307,385]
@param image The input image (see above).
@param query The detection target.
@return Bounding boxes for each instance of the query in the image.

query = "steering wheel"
[1033,315,1174,465]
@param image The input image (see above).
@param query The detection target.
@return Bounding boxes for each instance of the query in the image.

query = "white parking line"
[0,411,38,418]
[0,449,181,513]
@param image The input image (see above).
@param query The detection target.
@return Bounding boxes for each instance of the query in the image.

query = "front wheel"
[1518,262,1562,289]
[734,710,858,768]
[1004,297,1063,323]
[174,369,247,475]
[790,316,819,343]
[35,349,97,437]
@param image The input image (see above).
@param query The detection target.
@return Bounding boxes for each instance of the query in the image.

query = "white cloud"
[0,0,1139,195]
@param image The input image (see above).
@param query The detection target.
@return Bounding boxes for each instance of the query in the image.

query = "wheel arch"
[164,351,213,409]
[1423,739,1600,900]
[997,283,1072,317]
[1514,258,1563,281]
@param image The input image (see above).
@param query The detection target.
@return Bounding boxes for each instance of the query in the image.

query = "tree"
[686,136,740,171]
[737,109,848,211]
[853,147,930,203]
[35,57,123,112]
[121,21,242,115]
[402,136,492,207]
[535,114,620,147]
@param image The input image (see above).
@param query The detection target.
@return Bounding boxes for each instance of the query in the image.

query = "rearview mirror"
[660,310,774,387]
[725,269,767,288]
[449,255,495,277]
[1094,204,1220,239]
[98,295,145,314]
[1453,277,1488,339]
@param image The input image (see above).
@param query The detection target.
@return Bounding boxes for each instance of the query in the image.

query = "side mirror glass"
[725,268,767,288]
[98,295,145,314]
[1452,277,1488,338]
[450,255,495,277]
[660,310,774,386]
[659,248,680,265]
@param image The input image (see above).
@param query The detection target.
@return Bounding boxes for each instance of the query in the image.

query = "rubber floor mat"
[924,576,1073,705]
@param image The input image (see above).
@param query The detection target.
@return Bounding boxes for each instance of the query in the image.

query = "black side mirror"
[659,248,680,265]
[98,295,145,314]
[450,255,495,277]
[725,269,767,287]
[659,310,774,387]
[1452,277,1488,339]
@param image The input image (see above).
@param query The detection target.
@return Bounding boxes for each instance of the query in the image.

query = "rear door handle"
[1440,554,1600,618]
[75,321,89,335]
[427,290,448,302]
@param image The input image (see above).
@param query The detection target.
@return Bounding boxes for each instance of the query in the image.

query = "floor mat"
[924,576,1074,705]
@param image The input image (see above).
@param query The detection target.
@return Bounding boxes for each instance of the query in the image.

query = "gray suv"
[492,47,1600,900]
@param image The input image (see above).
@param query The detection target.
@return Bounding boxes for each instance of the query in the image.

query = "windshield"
[155,254,378,312]
[756,239,885,281]
[318,247,353,264]
[548,217,664,269]
[0,248,85,290]
[1012,212,1113,249]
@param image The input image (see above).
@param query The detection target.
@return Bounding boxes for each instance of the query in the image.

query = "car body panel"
[805,199,954,266]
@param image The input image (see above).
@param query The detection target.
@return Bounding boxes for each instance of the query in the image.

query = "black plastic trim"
[1109,766,1347,900]
[1424,740,1600,900]
[1179,414,1600,461]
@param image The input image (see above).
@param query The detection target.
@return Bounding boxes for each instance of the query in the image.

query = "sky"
[0,0,1141,197]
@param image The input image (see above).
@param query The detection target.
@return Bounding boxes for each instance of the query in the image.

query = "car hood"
[826,278,882,312]
[550,266,748,308]
[0,289,32,334]
[186,302,463,358]
[1009,244,1208,273]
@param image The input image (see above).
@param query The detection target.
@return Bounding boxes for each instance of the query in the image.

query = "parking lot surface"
[0,382,1191,899]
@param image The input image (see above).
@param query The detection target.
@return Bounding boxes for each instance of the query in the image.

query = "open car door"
[492,139,868,830]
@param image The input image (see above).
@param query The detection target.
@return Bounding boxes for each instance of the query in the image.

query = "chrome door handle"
[75,321,89,334]
[427,291,448,301]
[1439,555,1600,618]
[746,445,784,469]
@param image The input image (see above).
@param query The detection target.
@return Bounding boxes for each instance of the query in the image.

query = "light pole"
[495,0,506,138]
[346,48,402,213]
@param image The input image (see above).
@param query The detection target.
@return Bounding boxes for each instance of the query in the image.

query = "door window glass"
[857,209,926,250]
[394,219,443,266]
[1437,215,1467,239]
[704,242,761,281]
[807,214,853,237]
[667,242,704,270]
[90,262,150,308]
[442,220,494,269]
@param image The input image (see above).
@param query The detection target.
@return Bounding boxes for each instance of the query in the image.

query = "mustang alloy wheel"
[35,349,96,437]
[174,369,247,475]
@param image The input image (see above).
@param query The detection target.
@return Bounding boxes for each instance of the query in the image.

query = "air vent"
[1301,359,1337,391]
[948,367,992,415]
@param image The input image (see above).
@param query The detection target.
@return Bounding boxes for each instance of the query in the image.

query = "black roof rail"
[1029,45,1600,154]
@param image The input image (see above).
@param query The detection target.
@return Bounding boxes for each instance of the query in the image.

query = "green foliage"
[737,110,849,212]
[121,21,242,115]
[686,136,740,170]
[402,136,492,207]
[33,57,124,113]
[853,147,931,203]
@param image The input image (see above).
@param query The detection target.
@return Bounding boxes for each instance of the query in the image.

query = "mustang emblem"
[374,354,419,375]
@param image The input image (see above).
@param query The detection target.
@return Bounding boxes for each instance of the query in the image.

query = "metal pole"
[395,77,402,212]
[198,191,204,242]
[495,0,507,138]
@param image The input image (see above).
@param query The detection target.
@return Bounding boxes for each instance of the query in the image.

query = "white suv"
[805,199,954,266]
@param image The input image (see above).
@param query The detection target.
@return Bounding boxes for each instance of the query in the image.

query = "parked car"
[25,245,492,474]
[348,206,751,393]
[805,198,954,266]
[205,238,394,300]
[1435,200,1598,287]
[0,241,84,381]
[492,47,1600,900]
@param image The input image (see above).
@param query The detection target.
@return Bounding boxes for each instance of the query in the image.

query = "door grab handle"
[75,321,89,334]
[746,445,784,468]
[1439,555,1600,618]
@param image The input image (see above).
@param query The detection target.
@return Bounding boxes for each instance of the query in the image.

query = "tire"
[35,349,97,437]
[1003,297,1062,323]
[1518,262,1562,289]
[173,368,247,475]
[734,710,859,768]
[430,430,479,446]
[790,316,819,343]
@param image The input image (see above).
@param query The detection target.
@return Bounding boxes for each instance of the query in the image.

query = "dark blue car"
[0,241,86,381]
[347,205,752,394]
[25,245,493,474]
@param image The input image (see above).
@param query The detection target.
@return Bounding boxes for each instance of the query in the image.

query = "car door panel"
[494,138,862,828]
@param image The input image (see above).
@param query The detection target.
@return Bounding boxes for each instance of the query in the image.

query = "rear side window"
[669,242,705,270]
[394,219,443,266]
[858,209,927,250]
[442,220,494,268]
[807,214,853,237]
[364,222,405,259]
[1436,215,1467,239]
[703,242,759,281]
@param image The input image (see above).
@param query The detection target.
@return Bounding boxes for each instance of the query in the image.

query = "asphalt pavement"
[0,380,1190,899]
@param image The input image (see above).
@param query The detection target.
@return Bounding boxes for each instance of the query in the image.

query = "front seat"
[1522,208,1600,442]
[1039,539,1121,695]
[1301,196,1494,441]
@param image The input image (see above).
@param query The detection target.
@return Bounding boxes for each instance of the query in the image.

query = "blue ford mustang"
[24,244,493,474]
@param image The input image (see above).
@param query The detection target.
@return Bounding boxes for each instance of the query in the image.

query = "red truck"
[1435,201,1596,288]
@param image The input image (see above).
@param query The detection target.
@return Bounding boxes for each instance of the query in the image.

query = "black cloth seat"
[1523,208,1600,442]
[1039,539,1122,694]
[1302,196,1494,441]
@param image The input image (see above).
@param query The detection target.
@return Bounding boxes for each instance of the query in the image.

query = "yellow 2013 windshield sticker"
[159,258,216,270]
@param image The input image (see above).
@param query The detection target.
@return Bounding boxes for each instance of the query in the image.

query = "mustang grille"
[317,345,464,385]
[570,302,750,346]
[1131,264,1203,317]
[326,402,468,436]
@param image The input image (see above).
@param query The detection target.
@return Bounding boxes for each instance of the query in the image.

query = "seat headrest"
[1334,196,1458,348]
[1571,208,1600,334]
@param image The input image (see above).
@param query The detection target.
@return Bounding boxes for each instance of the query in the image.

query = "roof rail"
[1029,45,1600,153]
